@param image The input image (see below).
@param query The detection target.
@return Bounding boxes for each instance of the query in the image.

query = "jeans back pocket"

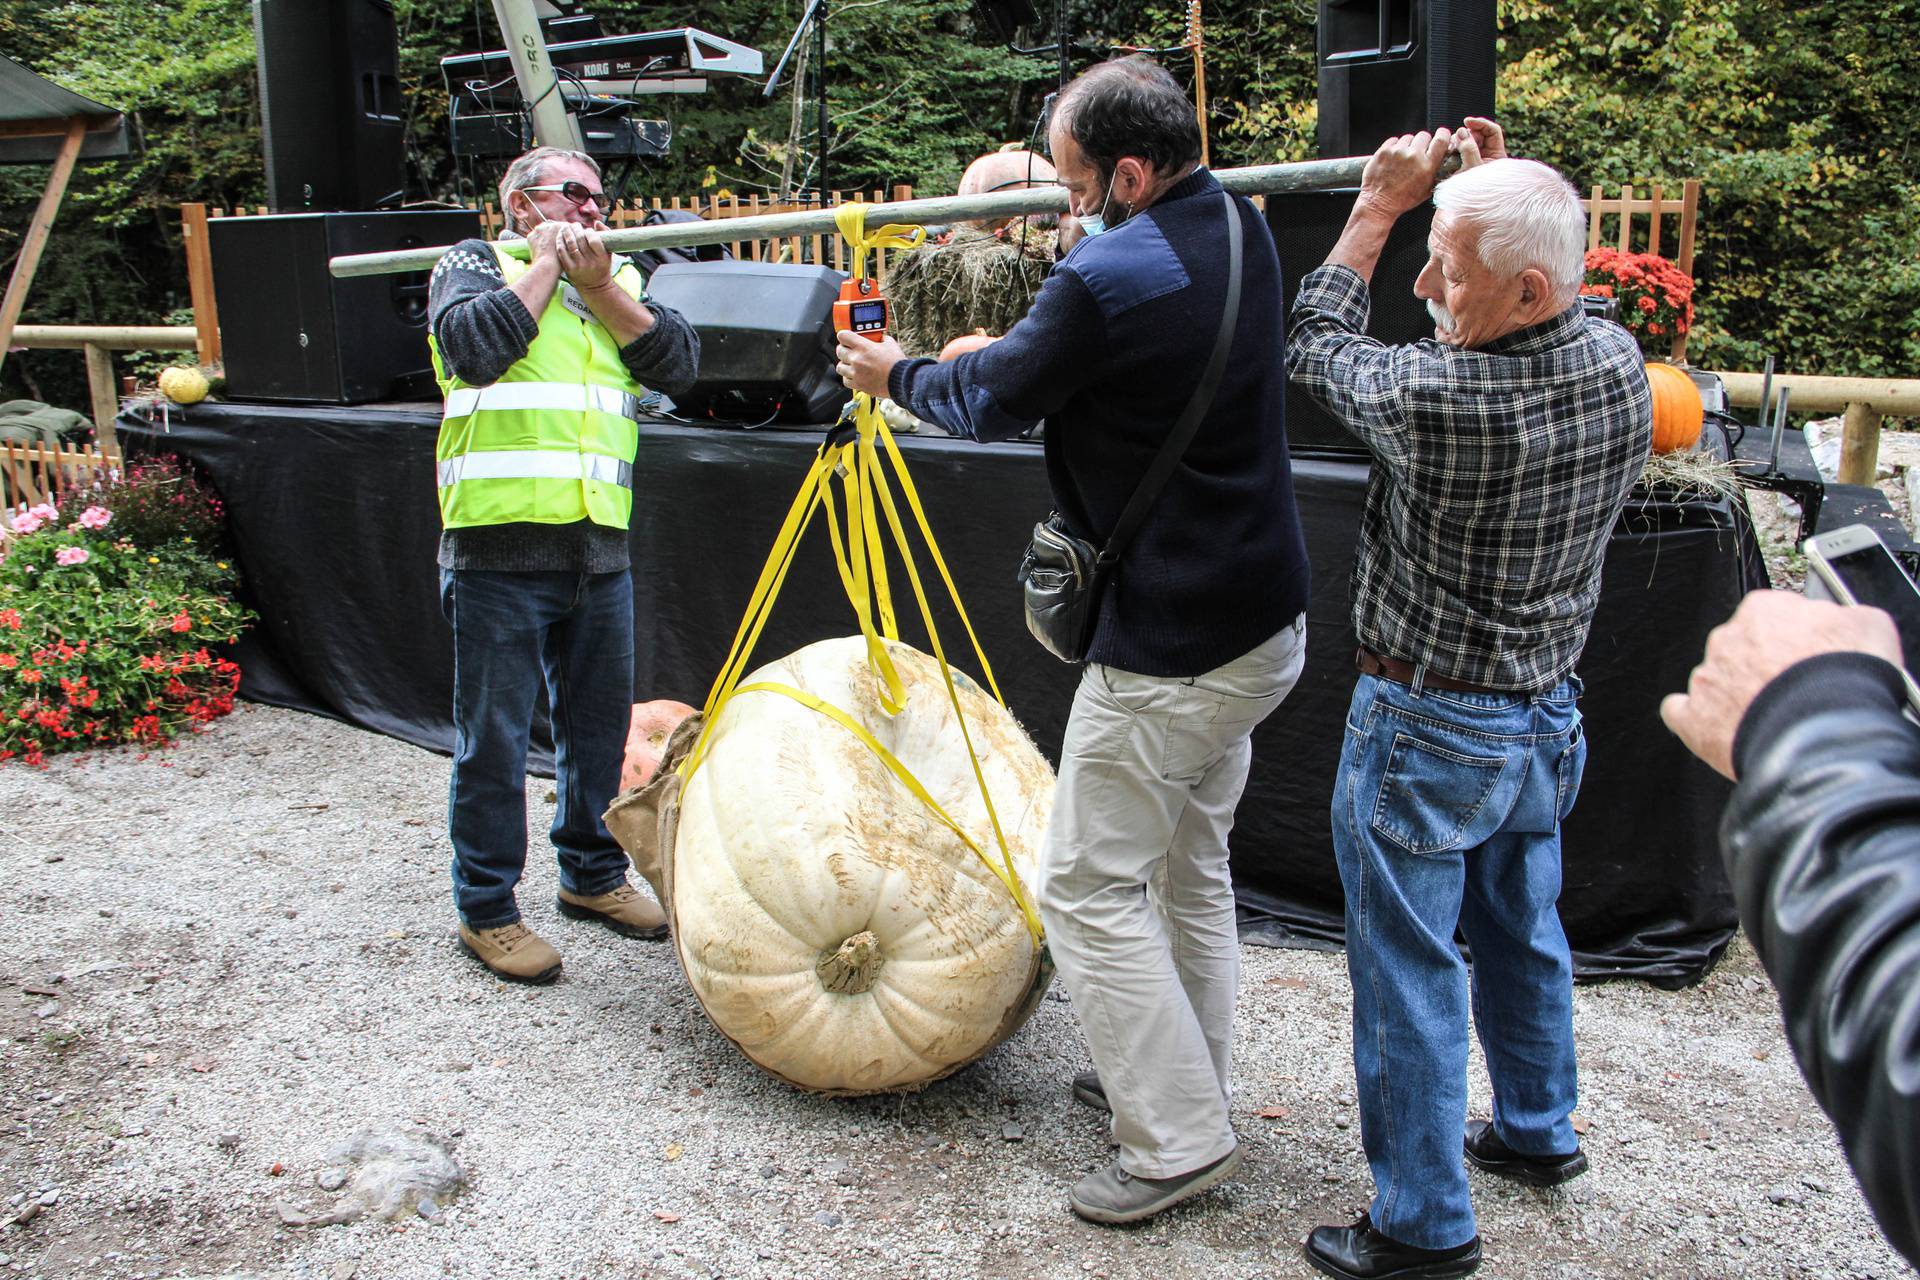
[1369,732,1510,856]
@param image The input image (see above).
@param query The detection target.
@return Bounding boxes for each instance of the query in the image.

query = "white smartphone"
[1802,523,1920,713]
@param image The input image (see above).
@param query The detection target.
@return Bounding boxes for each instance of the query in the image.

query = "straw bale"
[888,228,1056,359]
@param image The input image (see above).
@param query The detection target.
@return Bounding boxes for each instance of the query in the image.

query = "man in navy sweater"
[837,56,1311,1224]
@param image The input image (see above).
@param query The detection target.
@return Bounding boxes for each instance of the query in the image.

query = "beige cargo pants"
[1038,616,1307,1177]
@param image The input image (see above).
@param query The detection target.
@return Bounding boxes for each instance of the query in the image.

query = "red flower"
[0,609,19,630]
[170,612,192,634]
[0,655,15,670]
[19,669,41,684]
[1581,247,1695,355]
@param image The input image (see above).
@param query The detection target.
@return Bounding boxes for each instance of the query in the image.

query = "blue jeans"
[1330,671,1587,1250]
[440,568,635,929]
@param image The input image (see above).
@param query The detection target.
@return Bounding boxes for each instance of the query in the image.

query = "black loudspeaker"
[643,261,848,425]
[1270,192,1436,452]
[253,0,407,211]
[210,210,483,404]
[1317,0,1495,158]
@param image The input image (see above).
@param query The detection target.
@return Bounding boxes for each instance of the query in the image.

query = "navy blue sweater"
[888,169,1310,677]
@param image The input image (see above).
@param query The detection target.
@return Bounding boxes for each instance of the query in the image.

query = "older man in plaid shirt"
[1287,121,1653,1280]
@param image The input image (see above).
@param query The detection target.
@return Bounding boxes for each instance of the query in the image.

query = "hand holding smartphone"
[1802,523,1920,714]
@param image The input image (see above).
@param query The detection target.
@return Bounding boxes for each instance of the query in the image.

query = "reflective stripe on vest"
[436,450,634,489]
[443,381,640,422]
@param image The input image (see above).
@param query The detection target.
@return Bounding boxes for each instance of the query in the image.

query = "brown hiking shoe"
[556,881,669,939]
[457,921,562,985]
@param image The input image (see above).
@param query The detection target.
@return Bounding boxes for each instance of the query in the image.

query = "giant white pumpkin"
[605,636,1055,1095]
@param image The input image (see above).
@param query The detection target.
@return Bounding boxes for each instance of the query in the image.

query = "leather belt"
[1355,646,1504,695]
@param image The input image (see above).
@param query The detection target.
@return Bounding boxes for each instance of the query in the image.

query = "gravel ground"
[0,704,1912,1280]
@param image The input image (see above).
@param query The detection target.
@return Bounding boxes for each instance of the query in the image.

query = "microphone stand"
[764,0,831,206]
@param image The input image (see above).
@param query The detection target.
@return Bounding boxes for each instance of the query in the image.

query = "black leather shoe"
[1304,1213,1481,1280]
[1071,1069,1109,1112]
[1463,1119,1588,1187]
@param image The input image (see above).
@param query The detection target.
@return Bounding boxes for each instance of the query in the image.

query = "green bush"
[0,0,1912,403]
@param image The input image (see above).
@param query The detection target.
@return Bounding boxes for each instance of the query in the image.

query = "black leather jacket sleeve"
[1725,650,1920,1268]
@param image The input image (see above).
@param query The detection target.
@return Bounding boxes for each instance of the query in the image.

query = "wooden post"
[1189,1,1209,168]
[1671,180,1701,363]
[83,342,118,451]
[0,117,88,377]
[1838,401,1881,487]
[180,202,221,366]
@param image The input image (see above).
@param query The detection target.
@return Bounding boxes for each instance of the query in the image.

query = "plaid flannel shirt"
[1287,263,1654,692]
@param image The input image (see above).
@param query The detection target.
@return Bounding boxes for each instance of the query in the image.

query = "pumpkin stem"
[817,931,885,995]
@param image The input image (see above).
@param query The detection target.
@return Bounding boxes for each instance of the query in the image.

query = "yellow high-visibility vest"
[429,244,648,531]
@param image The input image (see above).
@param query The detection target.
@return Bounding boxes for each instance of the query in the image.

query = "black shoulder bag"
[1016,190,1246,664]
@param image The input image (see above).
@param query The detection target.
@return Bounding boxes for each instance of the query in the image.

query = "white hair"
[498,147,602,232]
[1432,157,1587,301]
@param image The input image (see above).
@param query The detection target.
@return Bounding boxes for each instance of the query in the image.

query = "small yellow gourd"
[158,367,210,405]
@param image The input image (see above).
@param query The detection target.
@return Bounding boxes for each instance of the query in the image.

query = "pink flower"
[9,511,43,534]
[54,546,90,567]
[77,506,111,530]
[26,503,56,522]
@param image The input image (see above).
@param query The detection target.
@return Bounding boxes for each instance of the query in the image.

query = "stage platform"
[119,398,1769,985]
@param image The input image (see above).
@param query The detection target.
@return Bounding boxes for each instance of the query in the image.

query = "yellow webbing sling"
[677,203,1043,945]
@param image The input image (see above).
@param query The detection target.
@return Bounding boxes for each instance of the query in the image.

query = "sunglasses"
[519,181,607,209]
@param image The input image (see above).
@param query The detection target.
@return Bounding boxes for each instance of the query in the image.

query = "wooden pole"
[1189,0,1210,168]
[11,324,197,350]
[330,155,1399,278]
[83,342,118,451]
[1715,370,1920,416]
[0,117,89,377]
[1838,401,1881,487]
[180,202,221,366]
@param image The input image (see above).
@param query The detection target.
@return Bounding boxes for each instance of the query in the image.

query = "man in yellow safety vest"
[427,146,700,984]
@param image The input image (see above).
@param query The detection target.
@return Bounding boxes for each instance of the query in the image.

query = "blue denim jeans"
[1330,671,1587,1250]
[440,567,635,929]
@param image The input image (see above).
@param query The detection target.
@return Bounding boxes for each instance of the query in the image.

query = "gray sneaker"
[1068,1145,1243,1224]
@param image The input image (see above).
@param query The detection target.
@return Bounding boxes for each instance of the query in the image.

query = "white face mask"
[1078,168,1122,238]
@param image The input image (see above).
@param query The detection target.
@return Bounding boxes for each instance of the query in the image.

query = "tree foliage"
[0,0,1912,411]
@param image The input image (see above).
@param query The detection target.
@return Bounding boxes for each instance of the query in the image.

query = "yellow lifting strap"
[677,203,1041,946]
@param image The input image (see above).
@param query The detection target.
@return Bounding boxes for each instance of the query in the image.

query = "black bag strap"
[1097,188,1245,568]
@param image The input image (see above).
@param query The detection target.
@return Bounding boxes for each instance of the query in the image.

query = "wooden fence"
[5,325,197,453]
[1581,180,1701,363]
[0,441,120,525]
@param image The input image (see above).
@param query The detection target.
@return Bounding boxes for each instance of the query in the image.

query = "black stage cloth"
[119,400,1766,984]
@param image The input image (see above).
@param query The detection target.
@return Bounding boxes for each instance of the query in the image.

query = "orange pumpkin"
[938,330,1000,362]
[1645,361,1704,454]
[620,699,698,792]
